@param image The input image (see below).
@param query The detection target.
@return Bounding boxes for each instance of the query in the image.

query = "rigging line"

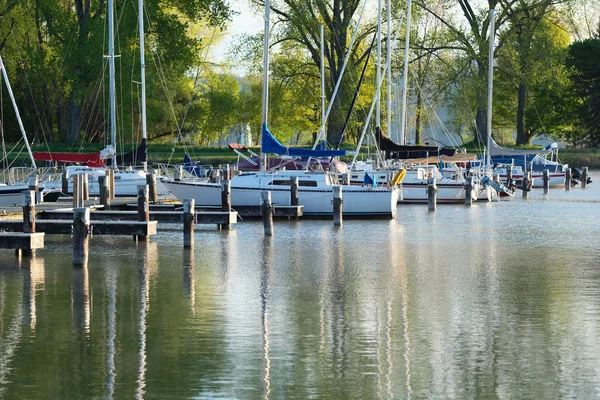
[0,75,5,169]
[9,32,50,149]
[177,27,218,164]
[413,76,457,149]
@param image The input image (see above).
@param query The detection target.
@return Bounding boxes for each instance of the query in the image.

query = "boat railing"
[1,166,61,185]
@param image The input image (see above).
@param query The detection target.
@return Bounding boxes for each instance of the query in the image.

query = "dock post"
[183,198,195,248]
[174,166,183,182]
[224,164,231,181]
[333,186,343,226]
[428,178,437,211]
[261,191,273,237]
[73,174,84,208]
[28,175,40,204]
[522,172,531,199]
[20,190,36,256]
[82,173,89,201]
[543,169,550,195]
[506,167,513,185]
[62,170,69,194]
[582,167,588,188]
[342,172,350,185]
[136,185,150,242]
[565,167,571,191]
[107,169,115,199]
[290,177,299,206]
[464,176,473,206]
[146,173,157,203]
[73,207,90,267]
[99,176,111,209]
[221,180,232,230]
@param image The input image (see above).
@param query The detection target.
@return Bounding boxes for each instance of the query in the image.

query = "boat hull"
[0,184,44,207]
[163,180,399,218]
[400,183,476,203]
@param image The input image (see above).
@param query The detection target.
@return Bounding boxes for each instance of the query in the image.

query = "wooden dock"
[0,219,157,236]
[38,209,237,225]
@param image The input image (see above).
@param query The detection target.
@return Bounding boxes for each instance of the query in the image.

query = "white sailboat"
[163,0,399,217]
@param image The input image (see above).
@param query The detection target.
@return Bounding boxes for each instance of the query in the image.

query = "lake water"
[1,172,599,399]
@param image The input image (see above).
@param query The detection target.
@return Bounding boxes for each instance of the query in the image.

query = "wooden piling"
[261,191,273,237]
[73,207,90,267]
[221,180,232,230]
[183,198,195,248]
[106,169,115,199]
[146,173,157,203]
[174,166,183,182]
[21,190,36,256]
[428,178,437,211]
[73,174,84,208]
[582,167,588,188]
[61,170,69,194]
[506,167,513,184]
[333,186,343,226]
[543,169,550,195]
[82,173,89,201]
[565,167,571,191]
[28,175,40,204]
[464,176,473,206]
[136,185,150,242]
[224,164,231,181]
[522,171,531,199]
[290,177,299,206]
[99,176,111,209]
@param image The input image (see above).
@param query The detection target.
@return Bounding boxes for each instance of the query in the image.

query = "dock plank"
[0,220,157,236]
[0,233,45,249]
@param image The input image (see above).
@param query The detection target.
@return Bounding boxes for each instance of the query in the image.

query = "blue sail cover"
[183,154,205,177]
[261,124,346,158]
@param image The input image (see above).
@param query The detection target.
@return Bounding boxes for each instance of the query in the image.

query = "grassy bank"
[3,142,599,169]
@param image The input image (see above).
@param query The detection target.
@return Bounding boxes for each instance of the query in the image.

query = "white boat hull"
[43,167,169,196]
[0,184,44,207]
[163,180,399,217]
[400,183,477,203]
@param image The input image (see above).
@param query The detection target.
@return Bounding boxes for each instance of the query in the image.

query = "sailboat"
[163,0,399,217]
[40,0,167,197]
[348,0,480,203]
[0,54,45,207]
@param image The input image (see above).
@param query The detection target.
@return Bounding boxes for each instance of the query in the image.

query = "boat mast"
[260,0,270,173]
[320,24,325,130]
[139,0,148,172]
[399,0,411,145]
[376,0,382,130]
[486,9,495,168]
[108,0,118,170]
[386,0,392,140]
[0,55,36,169]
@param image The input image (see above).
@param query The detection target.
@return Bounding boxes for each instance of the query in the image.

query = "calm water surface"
[1,172,599,399]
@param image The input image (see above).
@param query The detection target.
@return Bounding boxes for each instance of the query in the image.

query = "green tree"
[567,39,600,146]
[495,13,572,144]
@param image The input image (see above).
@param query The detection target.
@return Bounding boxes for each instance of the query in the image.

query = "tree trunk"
[516,79,528,145]
[415,85,423,145]
[67,92,81,142]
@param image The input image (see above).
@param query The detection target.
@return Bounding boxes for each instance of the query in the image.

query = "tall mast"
[386,0,392,138]
[320,25,325,130]
[486,9,496,168]
[0,56,36,169]
[0,55,36,169]
[260,0,270,172]
[376,0,382,129]
[139,0,148,172]
[108,0,118,170]
[399,0,411,145]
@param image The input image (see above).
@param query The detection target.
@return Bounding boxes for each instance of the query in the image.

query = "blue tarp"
[183,154,205,177]
[261,124,346,158]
